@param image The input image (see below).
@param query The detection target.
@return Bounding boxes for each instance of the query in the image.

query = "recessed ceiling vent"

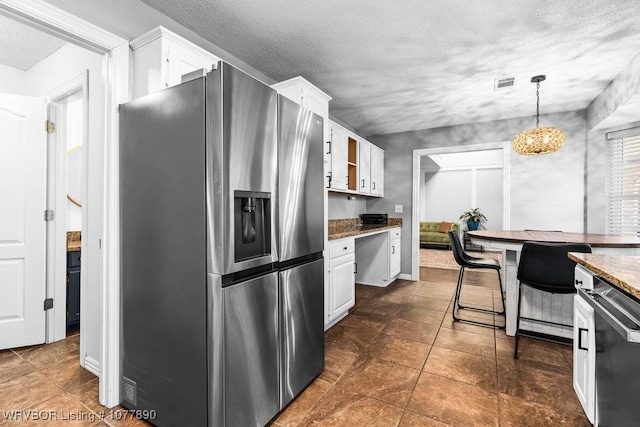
[494,77,516,91]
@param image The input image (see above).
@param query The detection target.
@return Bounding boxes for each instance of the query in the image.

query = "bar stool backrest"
[517,242,592,294]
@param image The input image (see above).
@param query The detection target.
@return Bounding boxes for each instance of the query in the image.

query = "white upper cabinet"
[358,141,371,194]
[327,120,384,197]
[131,26,220,99]
[329,124,349,191]
[271,76,331,120]
[272,77,332,188]
[370,145,384,197]
[271,76,331,145]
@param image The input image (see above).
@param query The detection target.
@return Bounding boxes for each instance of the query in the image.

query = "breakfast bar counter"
[468,230,640,336]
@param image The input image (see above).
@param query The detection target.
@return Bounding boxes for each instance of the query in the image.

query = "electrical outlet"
[394,205,403,213]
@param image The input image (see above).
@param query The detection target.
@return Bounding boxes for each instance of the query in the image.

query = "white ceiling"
[140,0,640,136]
[0,14,66,71]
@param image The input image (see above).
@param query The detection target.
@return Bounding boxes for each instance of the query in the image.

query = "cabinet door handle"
[575,279,583,286]
[354,263,357,274]
[391,246,395,254]
[326,171,332,188]
[372,182,376,190]
[578,327,588,351]
[326,140,331,155]
[361,179,365,188]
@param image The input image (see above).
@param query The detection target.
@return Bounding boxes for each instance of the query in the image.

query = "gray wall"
[328,192,367,220]
[368,110,587,275]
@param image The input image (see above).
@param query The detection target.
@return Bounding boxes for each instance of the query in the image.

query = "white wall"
[65,97,83,232]
[422,169,471,223]
[421,166,503,230]
[24,43,104,367]
[0,63,25,95]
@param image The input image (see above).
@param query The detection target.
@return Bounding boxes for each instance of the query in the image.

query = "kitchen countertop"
[569,253,640,299]
[67,231,81,252]
[328,218,402,240]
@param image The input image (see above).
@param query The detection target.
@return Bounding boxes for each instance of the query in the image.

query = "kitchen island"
[468,230,640,336]
[569,253,640,425]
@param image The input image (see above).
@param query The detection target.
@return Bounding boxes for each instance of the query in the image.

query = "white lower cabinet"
[389,229,401,278]
[326,239,355,328]
[355,228,402,287]
[573,293,596,424]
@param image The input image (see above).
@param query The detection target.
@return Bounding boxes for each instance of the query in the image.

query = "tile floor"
[0,330,139,426]
[0,267,590,426]
[273,267,590,427]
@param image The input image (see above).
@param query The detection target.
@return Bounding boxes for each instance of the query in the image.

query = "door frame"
[411,142,510,280]
[0,0,129,408]
[45,71,88,346]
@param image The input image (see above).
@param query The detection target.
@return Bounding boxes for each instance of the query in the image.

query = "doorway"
[411,142,511,280]
[46,77,87,344]
[0,0,128,408]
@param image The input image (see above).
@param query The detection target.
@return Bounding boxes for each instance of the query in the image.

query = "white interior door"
[0,94,47,349]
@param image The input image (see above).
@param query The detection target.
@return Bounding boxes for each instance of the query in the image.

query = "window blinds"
[606,129,640,236]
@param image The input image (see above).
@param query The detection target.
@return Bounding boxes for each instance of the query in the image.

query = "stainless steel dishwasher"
[579,277,640,426]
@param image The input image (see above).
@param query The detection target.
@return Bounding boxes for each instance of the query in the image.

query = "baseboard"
[355,280,388,287]
[324,311,349,330]
[84,356,100,377]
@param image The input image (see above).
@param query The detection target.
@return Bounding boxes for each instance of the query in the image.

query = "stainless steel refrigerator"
[120,61,324,426]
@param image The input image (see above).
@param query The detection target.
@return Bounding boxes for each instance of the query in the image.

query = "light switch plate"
[394,205,403,213]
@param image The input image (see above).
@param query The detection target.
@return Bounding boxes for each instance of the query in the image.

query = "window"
[606,128,640,236]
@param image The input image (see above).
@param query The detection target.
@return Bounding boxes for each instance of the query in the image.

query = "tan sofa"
[420,221,459,248]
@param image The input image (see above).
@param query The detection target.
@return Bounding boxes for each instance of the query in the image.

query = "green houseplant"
[459,208,487,231]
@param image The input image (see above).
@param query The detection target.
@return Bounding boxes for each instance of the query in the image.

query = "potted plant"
[459,208,487,231]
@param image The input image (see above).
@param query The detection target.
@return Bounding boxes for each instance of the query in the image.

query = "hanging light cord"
[535,81,540,128]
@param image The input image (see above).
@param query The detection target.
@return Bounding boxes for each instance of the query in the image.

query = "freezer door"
[224,272,279,426]
[280,258,325,407]
[278,95,325,261]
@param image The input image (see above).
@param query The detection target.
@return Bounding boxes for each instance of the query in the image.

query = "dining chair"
[448,231,505,329]
[514,241,592,359]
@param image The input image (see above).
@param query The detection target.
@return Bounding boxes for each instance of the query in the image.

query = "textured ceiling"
[0,14,66,71]
[141,0,640,136]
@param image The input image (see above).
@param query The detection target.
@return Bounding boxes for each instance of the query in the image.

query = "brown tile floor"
[0,330,144,426]
[273,267,591,427]
[0,267,590,426]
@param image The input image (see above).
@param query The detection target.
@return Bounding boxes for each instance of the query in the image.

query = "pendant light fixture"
[512,75,565,155]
